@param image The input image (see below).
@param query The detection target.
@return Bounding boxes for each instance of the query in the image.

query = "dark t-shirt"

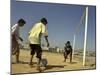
[64,45,72,53]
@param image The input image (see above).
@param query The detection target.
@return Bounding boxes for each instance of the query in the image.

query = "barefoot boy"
[12,19,26,63]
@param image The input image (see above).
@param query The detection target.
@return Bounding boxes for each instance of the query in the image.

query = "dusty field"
[11,49,96,74]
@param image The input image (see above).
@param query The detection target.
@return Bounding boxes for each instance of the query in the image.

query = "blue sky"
[11,0,96,51]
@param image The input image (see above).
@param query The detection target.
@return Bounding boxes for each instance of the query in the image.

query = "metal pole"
[83,7,88,66]
[72,34,76,58]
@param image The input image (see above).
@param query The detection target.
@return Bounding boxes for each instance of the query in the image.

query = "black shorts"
[64,50,70,57]
[65,50,71,55]
[29,44,42,59]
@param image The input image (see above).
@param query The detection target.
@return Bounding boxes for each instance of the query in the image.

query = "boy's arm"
[41,24,49,47]
[70,46,73,52]
[19,37,23,42]
[64,46,66,50]
[44,36,49,47]
[70,46,73,63]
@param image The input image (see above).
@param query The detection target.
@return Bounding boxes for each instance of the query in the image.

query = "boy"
[63,41,72,63]
[28,18,49,70]
[12,19,26,63]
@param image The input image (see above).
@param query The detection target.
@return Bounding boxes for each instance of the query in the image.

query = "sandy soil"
[11,49,96,74]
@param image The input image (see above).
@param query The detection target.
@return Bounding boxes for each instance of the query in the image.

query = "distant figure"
[28,18,49,70]
[12,19,26,63]
[57,47,60,53]
[63,41,72,63]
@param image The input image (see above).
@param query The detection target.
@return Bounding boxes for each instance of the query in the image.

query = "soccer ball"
[39,58,48,72]
[40,58,48,67]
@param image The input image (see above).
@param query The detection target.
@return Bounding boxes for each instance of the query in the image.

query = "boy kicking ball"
[63,41,73,63]
[28,18,49,72]
[12,19,26,63]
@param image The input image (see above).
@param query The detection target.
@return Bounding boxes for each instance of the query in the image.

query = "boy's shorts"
[12,35,19,55]
[65,50,71,55]
[64,50,70,57]
[29,44,42,59]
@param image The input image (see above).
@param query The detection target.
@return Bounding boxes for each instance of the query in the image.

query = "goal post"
[83,6,88,66]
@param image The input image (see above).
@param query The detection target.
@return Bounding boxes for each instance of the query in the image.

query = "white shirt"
[11,24,19,40]
[28,22,48,44]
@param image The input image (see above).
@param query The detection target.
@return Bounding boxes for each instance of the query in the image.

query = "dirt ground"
[11,49,96,74]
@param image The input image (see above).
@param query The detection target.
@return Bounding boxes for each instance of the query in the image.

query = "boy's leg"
[64,52,67,62]
[70,51,72,63]
[12,35,17,55]
[16,51,19,63]
[15,42,20,63]
[29,44,35,65]
[63,52,65,62]
[12,36,20,63]
[30,55,34,65]
[37,53,42,65]
[36,45,42,70]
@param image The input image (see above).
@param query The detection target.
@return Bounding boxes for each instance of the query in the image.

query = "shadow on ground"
[67,62,78,64]
[45,64,65,70]
[12,61,37,64]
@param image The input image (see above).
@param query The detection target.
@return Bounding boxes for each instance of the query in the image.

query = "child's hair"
[65,41,70,45]
[40,18,48,24]
[18,19,26,24]
[67,41,70,44]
